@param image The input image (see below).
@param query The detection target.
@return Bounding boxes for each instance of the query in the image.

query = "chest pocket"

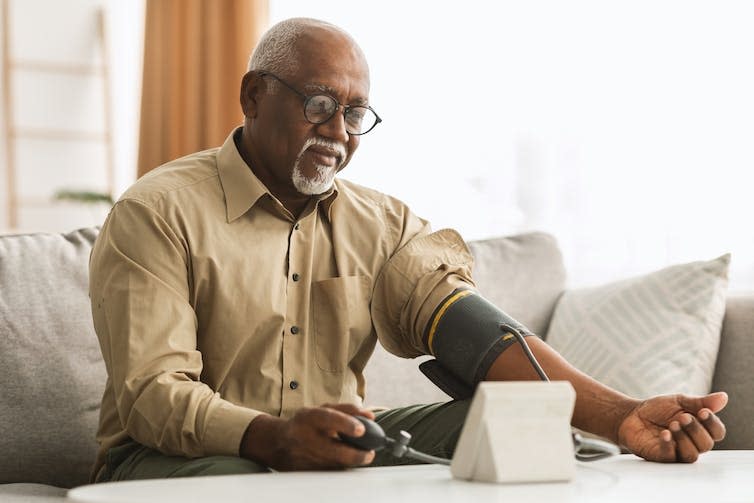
[312,275,373,373]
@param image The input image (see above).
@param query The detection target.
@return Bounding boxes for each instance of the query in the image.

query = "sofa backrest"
[2,226,749,490]
[0,229,567,486]
[466,232,566,338]
[0,228,105,489]
[712,294,754,450]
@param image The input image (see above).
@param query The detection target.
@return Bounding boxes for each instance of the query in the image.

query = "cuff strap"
[422,289,535,389]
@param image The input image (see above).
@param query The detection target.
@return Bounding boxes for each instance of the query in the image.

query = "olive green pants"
[98,400,470,482]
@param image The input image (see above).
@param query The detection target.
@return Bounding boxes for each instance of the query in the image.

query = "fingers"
[669,418,699,463]
[324,402,376,420]
[657,429,676,462]
[668,392,728,464]
[246,406,378,471]
[282,406,376,470]
[670,414,715,463]
[669,410,725,463]
[699,408,726,441]
[678,391,728,415]
[624,393,728,464]
[705,392,729,413]
[306,406,365,438]
[683,413,715,452]
[325,438,376,467]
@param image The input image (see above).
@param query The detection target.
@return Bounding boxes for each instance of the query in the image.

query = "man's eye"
[308,96,335,115]
[346,108,365,123]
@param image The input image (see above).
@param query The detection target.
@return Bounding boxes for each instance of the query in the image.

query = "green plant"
[54,190,114,205]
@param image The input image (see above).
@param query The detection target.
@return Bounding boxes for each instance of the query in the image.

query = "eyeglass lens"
[304,95,378,135]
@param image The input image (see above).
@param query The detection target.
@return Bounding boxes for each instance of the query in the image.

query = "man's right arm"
[90,199,259,458]
[93,199,375,468]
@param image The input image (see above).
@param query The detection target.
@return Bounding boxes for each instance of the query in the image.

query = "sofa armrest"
[712,294,754,449]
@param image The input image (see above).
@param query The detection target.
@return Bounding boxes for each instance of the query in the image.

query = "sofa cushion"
[364,232,567,408]
[0,228,105,489]
[712,294,754,449]
[546,254,730,399]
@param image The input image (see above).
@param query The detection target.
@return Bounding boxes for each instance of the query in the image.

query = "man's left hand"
[617,391,728,463]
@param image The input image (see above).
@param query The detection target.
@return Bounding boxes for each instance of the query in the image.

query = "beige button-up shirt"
[89,129,474,478]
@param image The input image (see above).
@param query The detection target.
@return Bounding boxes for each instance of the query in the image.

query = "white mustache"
[298,137,347,165]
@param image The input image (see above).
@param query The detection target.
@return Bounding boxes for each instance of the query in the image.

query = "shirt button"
[292,273,300,281]
[294,223,300,230]
[290,326,300,334]
[290,380,299,390]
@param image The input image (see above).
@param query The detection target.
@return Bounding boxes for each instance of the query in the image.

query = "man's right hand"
[239,404,376,470]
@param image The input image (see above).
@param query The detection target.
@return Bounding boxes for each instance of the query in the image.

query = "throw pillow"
[546,254,730,399]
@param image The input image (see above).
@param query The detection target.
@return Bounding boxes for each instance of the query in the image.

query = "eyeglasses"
[259,71,382,136]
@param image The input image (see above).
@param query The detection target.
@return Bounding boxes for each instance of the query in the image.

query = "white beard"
[291,162,337,195]
[291,138,347,195]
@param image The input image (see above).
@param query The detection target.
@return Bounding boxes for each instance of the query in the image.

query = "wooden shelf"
[10,128,109,142]
[2,0,114,229]
[15,196,57,207]
[11,60,104,75]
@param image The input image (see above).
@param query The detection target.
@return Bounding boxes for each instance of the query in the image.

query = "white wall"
[0,0,144,232]
[270,0,754,290]
[108,0,145,200]
[2,1,751,290]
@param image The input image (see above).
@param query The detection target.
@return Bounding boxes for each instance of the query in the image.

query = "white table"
[68,451,754,503]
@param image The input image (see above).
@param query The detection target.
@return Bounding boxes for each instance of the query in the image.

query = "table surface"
[67,450,754,503]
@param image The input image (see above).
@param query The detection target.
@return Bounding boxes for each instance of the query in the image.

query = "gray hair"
[248,18,363,90]
[248,18,305,75]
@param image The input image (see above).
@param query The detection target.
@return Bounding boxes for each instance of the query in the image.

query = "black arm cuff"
[421,290,535,395]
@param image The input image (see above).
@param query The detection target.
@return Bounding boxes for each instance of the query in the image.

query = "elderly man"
[89,18,727,482]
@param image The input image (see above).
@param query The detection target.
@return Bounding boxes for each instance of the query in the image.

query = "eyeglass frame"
[257,71,382,136]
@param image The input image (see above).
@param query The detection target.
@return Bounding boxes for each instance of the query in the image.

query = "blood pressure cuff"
[419,289,535,400]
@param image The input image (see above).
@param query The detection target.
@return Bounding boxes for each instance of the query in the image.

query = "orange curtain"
[137,0,269,177]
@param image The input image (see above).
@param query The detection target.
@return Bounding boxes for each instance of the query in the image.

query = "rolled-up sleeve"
[89,199,260,458]
[371,228,475,359]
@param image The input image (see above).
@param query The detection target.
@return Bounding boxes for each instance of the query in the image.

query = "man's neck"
[235,128,312,218]
[276,192,312,220]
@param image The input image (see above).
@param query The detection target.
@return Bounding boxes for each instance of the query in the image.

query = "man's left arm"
[485,336,727,463]
[372,227,727,463]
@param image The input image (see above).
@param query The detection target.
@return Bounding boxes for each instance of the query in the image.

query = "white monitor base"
[451,381,576,483]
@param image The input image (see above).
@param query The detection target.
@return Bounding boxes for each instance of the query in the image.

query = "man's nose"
[316,110,350,145]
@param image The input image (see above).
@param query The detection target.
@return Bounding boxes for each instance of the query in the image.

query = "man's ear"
[240,71,263,118]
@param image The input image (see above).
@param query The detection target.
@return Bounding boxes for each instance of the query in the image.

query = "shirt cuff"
[202,398,263,456]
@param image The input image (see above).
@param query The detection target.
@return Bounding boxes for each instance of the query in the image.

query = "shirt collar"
[319,185,339,222]
[217,128,268,222]
[217,127,340,223]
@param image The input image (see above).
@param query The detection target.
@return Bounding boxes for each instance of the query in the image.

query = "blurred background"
[1,0,752,290]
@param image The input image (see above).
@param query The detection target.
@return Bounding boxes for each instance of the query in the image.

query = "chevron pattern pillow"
[546,254,730,399]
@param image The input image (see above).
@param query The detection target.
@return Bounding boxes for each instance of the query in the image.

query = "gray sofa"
[1,227,752,501]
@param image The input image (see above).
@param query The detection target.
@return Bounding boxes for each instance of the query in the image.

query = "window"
[270,1,754,289]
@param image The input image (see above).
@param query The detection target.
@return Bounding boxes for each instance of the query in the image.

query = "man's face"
[246,29,371,197]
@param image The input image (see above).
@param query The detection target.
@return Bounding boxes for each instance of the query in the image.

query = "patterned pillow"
[546,255,730,399]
